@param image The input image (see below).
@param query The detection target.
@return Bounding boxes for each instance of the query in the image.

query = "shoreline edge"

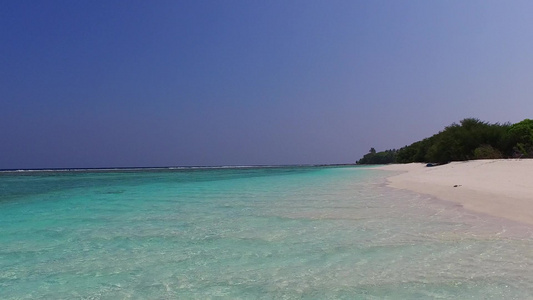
[374,159,533,225]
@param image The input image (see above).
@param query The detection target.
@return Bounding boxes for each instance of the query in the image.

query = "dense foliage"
[356,118,533,164]
[356,148,398,164]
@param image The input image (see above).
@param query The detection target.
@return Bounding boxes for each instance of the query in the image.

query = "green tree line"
[356,118,533,164]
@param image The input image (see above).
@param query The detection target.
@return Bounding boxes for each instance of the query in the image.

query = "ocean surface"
[1,166,533,299]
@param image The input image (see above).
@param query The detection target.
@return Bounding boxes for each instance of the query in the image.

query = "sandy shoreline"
[374,159,533,225]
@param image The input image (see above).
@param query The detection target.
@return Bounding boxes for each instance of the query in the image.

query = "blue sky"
[2,1,533,168]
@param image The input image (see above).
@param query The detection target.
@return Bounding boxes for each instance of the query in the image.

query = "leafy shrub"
[508,119,533,157]
[473,145,503,159]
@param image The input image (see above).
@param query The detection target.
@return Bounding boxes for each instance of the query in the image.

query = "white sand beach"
[376,159,533,225]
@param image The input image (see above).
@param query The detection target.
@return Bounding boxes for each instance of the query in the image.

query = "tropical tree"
[508,119,533,156]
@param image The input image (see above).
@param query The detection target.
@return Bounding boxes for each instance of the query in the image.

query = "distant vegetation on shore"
[356,118,533,164]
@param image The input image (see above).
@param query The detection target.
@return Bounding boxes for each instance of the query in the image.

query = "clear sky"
[2,1,533,169]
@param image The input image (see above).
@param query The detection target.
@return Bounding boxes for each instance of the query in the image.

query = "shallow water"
[1,166,532,299]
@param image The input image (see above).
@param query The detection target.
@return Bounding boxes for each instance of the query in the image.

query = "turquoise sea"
[1,166,533,299]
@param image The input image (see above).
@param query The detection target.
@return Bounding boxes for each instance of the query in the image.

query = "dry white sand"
[375,159,533,225]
